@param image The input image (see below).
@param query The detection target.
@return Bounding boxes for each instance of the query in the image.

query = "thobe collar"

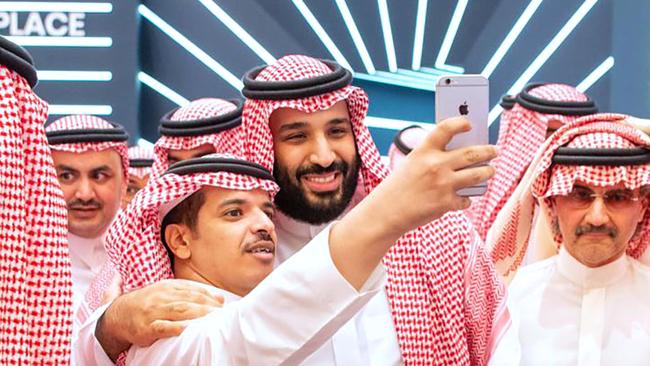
[68,231,107,273]
[556,246,629,289]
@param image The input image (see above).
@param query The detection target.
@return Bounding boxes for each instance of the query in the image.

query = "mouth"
[70,207,100,218]
[300,172,343,193]
[244,240,275,263]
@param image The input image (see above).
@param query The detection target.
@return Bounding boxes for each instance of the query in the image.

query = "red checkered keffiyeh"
[105,153,278,292]
[387,125,426,171]
[471,84,594,241]
[128,145,154,179]
[487,113,650,278]
[0,40,72,364]
[45,114,130,183]
[151,98,244,178]
[241,55,508,366]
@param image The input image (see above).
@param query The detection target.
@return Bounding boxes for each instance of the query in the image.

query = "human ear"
[164,224,192,260]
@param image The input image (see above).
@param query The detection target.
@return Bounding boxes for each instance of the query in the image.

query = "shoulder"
[508,256,557,298]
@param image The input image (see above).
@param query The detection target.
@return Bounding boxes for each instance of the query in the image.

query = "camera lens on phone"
[445,78,451,85]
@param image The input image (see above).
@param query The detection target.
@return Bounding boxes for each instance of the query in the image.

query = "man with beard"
[487,114,650,365]
[79,56,506,365]
[0,36,72,364]
[46,115,129,311]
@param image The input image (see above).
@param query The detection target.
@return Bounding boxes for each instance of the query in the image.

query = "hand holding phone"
[435,74,489,196]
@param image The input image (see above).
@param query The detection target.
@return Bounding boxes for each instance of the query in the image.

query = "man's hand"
[329,116,497,289]
[375,116,497,234]
[95,279,223,361]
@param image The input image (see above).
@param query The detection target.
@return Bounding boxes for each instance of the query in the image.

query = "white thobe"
[69,233,107,312]
[275,211,403,366]
[490,247,650,366]
[76,225,385,365]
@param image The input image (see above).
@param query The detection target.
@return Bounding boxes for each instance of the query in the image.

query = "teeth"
[251,247,272,254]
[306,174,335,183]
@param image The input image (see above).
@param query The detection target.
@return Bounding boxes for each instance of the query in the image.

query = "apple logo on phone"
[459,101,469,115]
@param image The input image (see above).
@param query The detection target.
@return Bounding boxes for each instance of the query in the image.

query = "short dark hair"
[160,189,206,265]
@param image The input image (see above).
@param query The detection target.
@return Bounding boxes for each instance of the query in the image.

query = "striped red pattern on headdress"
[45,114,130,182]
[128,145,154,179]
[471,84,591,241]
[152,98,243,178]
[0,64,72,363]
[242,55,507,365]
[487,113,650,277]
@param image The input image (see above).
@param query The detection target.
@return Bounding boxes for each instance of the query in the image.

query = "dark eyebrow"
[328,118,350,126]
[219,198,246,208]
[56,164,78,172]
[279,121,308,132]
[90,166,112,173]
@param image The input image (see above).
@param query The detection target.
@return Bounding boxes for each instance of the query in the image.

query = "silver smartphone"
[435,74,489,196]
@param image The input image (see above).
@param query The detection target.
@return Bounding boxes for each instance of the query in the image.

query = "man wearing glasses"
[487,114,650,366]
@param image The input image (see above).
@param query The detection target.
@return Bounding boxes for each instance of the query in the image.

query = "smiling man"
[46,115,129,311]
[488,114,650,365]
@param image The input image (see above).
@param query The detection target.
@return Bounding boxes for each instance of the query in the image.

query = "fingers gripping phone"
[435,75,489,196]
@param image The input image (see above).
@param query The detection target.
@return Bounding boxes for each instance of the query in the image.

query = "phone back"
[435,75,489,196]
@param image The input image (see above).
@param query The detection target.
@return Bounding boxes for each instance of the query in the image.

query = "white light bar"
[291,0,353,71]
[139,5,243,90]
[138,71,190,107]
[365,115,433,131]
[0,2,112,12]
[576,56,614,92]
[196,0,276,64]
[335,0,375,74]
[137,138,155,149]
[481,0,543,78]
[489,0,598,126]
[38,70,112,82]
[434,0,467,73]
[378,0,397,72]
[49,104,113,116]
[6,36,112,47]
[411,0,428,70]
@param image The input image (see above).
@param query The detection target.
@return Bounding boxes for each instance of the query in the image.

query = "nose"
[583,197,610,227]
[308,135,336,168]
[250,209,275,236]
[74,177,96,201]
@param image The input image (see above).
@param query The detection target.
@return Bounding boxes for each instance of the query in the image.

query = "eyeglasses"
[559,187,644,210]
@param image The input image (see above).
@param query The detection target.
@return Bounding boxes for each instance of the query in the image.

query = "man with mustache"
[46,115,129,311]
[487,114,650,365]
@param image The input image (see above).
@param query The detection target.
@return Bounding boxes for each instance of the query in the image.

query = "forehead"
[52,149,122,171]
[268,100,350,130]
[199,186,272,205]
[167,144,215,159]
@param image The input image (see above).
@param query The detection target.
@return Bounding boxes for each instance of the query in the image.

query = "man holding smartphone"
[79,55,508,366]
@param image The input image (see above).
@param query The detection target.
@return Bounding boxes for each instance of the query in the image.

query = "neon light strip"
[196,0,275,64]
[355,72,436,92]
[335,0,375,74]
[576,56,614,92]
[138,72,190,107]
[377,0,397,72]
[365,115,433,131]
[481,0,543,78]
[139,5,243,90]
[489,0,598,126]
[38,70,112,81]
[137,138,155,148]
[49,104,112,115]
[6,36,112,47]
[396,68,441,82]
[434,0,467,73]
[291,0,353,70]
[0,2,112,12]
[411,0,428,70]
